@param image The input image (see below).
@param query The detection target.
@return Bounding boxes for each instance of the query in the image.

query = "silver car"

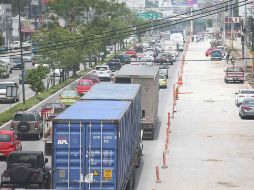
[239,98,254,119]
[235,89,254,107]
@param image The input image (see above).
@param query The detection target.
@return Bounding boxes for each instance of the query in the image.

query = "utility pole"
[230,0,234,49]
[223,1,226,46]
[18,0,25,104]
[243,0,247,70]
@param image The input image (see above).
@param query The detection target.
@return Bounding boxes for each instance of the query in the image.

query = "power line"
[0,0,249,58]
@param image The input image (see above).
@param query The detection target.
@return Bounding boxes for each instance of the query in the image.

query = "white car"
[235,89,254,106]
[140,56,154,62]
[0,81,20,103]
[93,65,112,81]
[10,41,20,50]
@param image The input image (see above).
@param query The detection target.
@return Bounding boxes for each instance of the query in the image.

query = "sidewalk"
[156,40,254,190]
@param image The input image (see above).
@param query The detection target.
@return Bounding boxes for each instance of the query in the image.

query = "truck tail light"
[243,106,251,111]
[251,96,254,98]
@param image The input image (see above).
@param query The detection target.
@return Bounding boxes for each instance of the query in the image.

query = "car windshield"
[62,91,77,97]
[7,153,38,166]
[211,51,221,56]
[96,67,107,71]
[0,83,14,89]
[79,81,91,86]
[0,134,11,142]
[240,90,254,94]
[13,113,35,121]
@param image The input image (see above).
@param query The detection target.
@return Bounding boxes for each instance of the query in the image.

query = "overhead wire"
[0,0,250,58]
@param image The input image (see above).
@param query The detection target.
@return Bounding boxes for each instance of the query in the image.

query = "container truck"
[114,65,159,140]
[52,100,141,190]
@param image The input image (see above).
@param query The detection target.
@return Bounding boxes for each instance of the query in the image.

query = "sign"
[93,170,99,176]
[137,11,162,20]
[103,169,112,180]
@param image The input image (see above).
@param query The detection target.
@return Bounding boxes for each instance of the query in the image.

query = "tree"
[0,33,3,46]
[27,65,48,97]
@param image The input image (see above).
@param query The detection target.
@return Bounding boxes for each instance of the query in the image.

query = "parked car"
[22,40,32,50]
[0,130,22,158]
[76,79,94,95]
[205,48,215,56]
[0,81,20,103]
[10,41,20,50]
[239,98,254,119]
[59,90,80,106]
[82,74,100,83]
[235,89,254,107]
[0,151,51,189]
[11,56,22,70]
[0,45,9,54]
[159,74,167,88]
[211,49,222,61]
[125,49,137,58]
[93,65,112,81]
[10,111,43,140]
[40,102,66,118]
[0,61,10,78]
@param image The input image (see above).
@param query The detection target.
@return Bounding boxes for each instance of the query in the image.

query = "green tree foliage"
[27,65,48,97]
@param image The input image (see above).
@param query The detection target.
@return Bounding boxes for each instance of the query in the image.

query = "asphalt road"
[135,40,254,190]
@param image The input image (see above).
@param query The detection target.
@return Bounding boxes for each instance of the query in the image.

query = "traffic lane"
[156,41,254,189]
[135,53,183,189]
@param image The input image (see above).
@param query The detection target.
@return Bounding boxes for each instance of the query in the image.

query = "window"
[142,110,145,119]
[0,134,11,142]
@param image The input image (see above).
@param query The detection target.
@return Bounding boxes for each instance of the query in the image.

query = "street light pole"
[18,0,25,104]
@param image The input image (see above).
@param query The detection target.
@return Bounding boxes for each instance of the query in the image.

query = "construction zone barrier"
[156,166,162,183]
[162,152,168,169]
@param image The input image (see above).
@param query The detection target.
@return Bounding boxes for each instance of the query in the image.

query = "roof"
[81,83,140,101]
[115,65,159,78]
[54,100,131,121]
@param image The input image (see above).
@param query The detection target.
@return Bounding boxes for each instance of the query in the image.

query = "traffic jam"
[0,32,254,189]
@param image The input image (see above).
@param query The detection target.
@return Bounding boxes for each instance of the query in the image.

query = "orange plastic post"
[162,152,168,169]
[156,166,162,183]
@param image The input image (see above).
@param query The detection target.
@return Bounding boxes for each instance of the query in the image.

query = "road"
[135,40,254,190]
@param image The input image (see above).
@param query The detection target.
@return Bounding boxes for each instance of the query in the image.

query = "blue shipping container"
[52,100,138,190]
[81,83,141,152]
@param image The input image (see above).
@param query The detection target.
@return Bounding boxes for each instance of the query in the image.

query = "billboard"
[171,0,198,6]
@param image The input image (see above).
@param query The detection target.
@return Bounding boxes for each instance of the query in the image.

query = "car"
[159,68,168,79]
[10,41,20,50]
[0,151,51,189]
[82,74,100,83]
[211,49,222,61]
[76,79,94,95]
[40,102,66,118]
[0,61,10,78]
[235,89,254,107]
[155,53,174,65]
[113,54,131,64]
[0,81,20,103]
[205,48,215,56]
[93,65,112,81]
[10,111,43,140]
[239,98,254,119]
[178,44,184,52]
[50,68,62,77]
[125,49,137,58]
[107,60,122,72]
[11,56,22,70]
[0,130,22,158]
[140,55,154,62]
[0,46,9,54]
[19,70,29,84]
[159,75,167,88]
[59,90,80,106]
[23,54,32,62]
[22,40,32,50]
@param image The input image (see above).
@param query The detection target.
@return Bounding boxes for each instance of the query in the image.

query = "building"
[0,4,12,45]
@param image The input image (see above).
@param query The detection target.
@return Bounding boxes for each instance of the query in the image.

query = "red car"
[40,102,66,118]
[0,130,22,157]
[205,48,215,56]
[76,79,94,95]
[125,49,137,58]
